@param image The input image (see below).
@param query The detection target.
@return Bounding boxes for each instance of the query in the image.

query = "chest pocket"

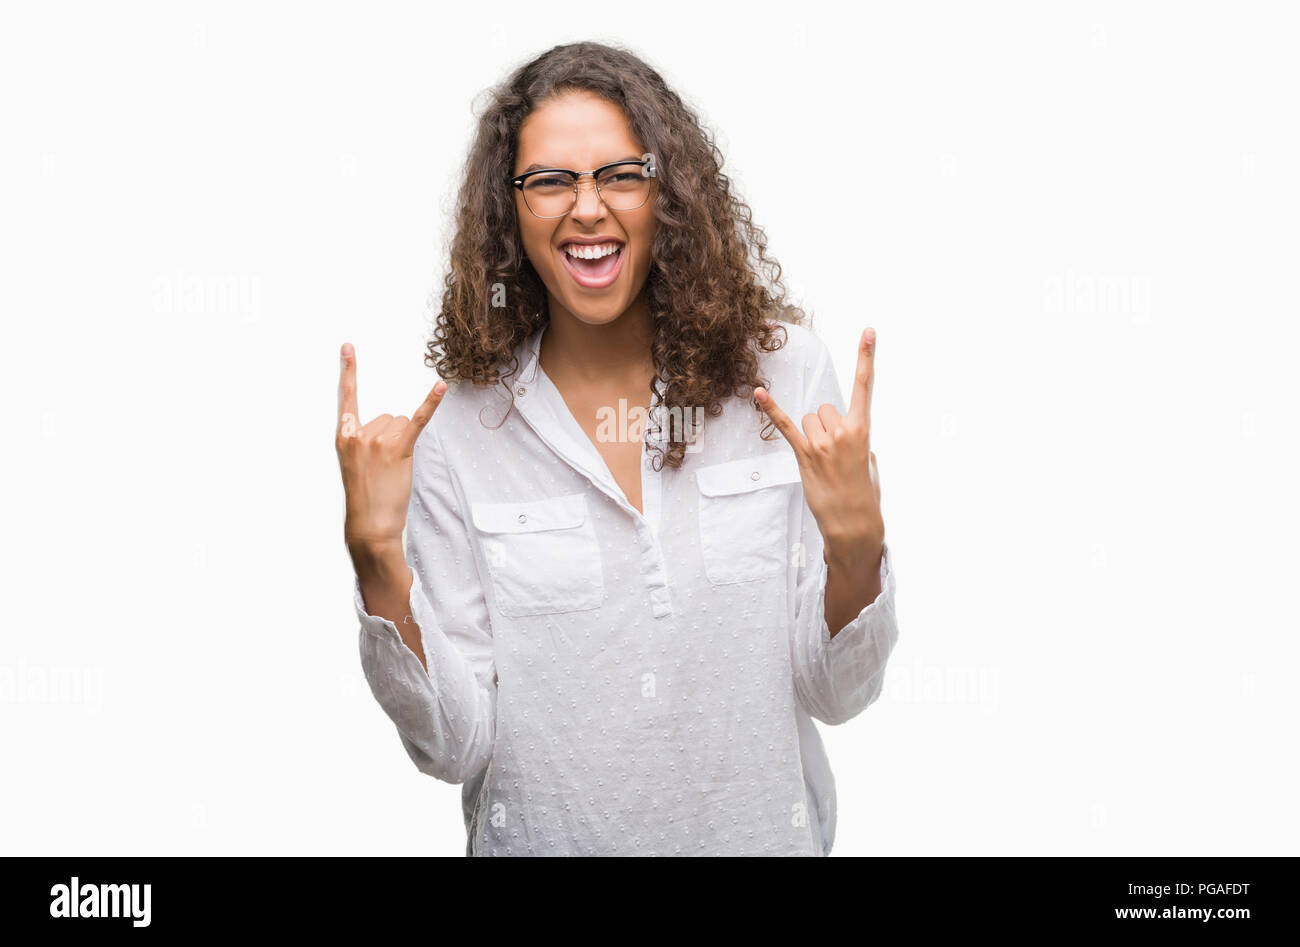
[470,493,604,618]
[694,450,803,585]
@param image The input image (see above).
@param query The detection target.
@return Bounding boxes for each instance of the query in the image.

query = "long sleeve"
[355,414,496,784]
[788,333,900,725]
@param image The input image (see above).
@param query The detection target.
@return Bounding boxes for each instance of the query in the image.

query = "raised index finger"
[847,327,876,424]
[338,343,358,431]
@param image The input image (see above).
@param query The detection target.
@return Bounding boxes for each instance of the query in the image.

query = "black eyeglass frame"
[510,152,657,218]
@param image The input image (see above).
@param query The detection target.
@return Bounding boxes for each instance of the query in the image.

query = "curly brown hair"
[426,40,808,470]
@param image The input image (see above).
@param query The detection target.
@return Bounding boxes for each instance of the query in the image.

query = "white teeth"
[563,243,621,260]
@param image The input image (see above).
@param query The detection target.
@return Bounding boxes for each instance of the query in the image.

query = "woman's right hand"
[336,342,447,556]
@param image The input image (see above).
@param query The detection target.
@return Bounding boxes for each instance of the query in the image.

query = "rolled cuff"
[354,571,434,675]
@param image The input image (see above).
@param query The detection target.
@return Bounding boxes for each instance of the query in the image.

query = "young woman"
[335,41,897,856]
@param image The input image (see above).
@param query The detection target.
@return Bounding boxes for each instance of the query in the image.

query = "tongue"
[570,248,620,278]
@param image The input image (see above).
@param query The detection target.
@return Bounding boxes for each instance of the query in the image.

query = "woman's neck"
[539,296,657,389]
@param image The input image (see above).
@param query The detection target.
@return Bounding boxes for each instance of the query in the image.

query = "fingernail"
[754,388,766,402]
[434,379,446,394]
[864,328,876,346]
[341,342,353,360]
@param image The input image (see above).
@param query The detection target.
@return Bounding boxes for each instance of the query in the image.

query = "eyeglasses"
[510,153,657,219]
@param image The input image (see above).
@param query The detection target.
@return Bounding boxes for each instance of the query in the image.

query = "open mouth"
[557,241,625,289]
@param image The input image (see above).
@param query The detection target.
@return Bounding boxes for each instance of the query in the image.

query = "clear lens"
[522,173,576,218]
[595,164,651,208]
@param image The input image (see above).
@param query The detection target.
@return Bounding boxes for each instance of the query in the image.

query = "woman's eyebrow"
[519,155,643,173]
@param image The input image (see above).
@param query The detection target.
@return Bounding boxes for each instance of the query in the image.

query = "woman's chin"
[551,286,633,324]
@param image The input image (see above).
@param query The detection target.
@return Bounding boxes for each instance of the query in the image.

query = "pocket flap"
[470,493,588,534]
[695,450,803,497]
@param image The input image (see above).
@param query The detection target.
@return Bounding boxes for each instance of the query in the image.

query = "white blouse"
[354,319,899,856]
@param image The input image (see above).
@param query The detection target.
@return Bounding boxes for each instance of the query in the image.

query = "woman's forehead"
[516,93,643,169]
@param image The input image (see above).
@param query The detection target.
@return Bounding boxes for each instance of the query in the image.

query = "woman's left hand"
[754,327,884,571]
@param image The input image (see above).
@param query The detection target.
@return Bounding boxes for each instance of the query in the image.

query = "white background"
[2,1,1296,855]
